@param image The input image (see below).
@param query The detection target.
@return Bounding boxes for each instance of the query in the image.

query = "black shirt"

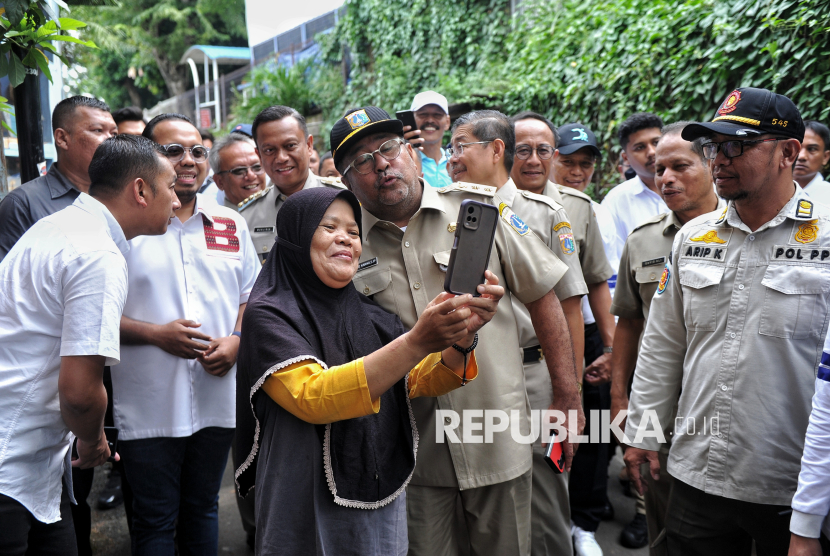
[0,164,80,261]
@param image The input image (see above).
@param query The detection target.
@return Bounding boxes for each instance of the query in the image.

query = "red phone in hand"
[545,439,565,474]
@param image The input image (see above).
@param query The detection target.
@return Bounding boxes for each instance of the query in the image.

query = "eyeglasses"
[515,144,554,160]
[215,164,264,177]
[343,138,404,176]
[446,140,492,158]
[161,144,209,163]
[701,138,782,160]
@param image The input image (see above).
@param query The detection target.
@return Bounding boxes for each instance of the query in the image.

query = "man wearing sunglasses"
[110,113,260,555]
[623,88,830,555]
[210,133,266,210]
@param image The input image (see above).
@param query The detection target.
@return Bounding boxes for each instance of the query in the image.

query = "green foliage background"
[249,0,829,186]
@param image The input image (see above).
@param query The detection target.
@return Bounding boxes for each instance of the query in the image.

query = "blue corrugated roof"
[180,45,251,65]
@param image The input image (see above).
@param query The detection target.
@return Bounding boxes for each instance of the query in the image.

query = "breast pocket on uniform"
[433,250,451,272]
[634,267,662,284]
[679,263,725,331]
[759,264,830,339]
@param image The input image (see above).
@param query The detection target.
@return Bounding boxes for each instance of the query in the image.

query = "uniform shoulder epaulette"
[437,181,496,198]
[631,212,669,234]
[555,184,593,204]
[237,184,273,212]
[318,176,346,190]
[519,189,564,212]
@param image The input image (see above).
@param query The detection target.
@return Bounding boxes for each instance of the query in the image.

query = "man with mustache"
[239,105,344,263]
[610,122,721,555]
[336,106,584,556]
[623,88,829,555]
[601,113,667,255]
[404,90,453,188]
[112,113,261,554]
[794,121,830,207]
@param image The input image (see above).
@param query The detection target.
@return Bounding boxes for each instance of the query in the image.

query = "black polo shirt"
[0,164,80,261]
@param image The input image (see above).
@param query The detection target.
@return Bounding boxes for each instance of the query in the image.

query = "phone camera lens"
[468,207,475,214]
[471,217,477,222]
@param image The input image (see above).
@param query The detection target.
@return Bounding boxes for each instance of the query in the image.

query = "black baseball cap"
[231,123,253,137]
[556,123,601,157]
[681,87,805,142]
[330,107,403,168]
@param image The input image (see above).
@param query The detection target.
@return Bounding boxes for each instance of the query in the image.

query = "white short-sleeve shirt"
[582,200,621,325]
[113,194,260,440]
[802,173,830,208]
[0,193,128,524]
[601,175,668,260]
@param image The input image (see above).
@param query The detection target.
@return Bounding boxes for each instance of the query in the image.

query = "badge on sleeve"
[498,203,530,236]
[559,233,576,254]
[656,264,671,295]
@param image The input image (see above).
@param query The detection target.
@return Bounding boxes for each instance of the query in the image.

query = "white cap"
[410,91,449,114]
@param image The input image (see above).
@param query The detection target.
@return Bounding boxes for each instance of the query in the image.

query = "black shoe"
[599,501,615,521]
[97,468,124,510]
[620,513,649,548]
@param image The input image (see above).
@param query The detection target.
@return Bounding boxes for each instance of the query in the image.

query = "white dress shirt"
[790,327,830,539]
[113,195,260,441]
[582,201,621,325]
[802,173,830,208]
[0,193,128,524]
[601,175,668,261]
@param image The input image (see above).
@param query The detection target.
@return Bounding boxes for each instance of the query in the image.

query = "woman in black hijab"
[235,187,502,555]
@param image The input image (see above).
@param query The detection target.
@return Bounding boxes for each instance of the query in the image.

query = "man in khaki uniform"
[332,106,585,556]
[207,133,267,212]
[509,113,616,555]
[609,122,721,555]
[448,110,590,556]
[242,105,344,262]
[625,88,827,555]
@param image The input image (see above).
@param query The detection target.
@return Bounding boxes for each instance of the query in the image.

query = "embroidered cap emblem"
[657,264,671,295]
[718,90,742,115]
[795,220,819,244]
[690,230,727,244]
[572,128,589,142]
[559,233,576,255]
[346,110,371,130]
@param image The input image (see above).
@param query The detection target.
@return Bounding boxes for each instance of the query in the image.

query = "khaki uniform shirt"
[625,188,830,505]
[497,179,588,349]
[545,182,614,285]
[231,173,345,262]
[353,181,568,489]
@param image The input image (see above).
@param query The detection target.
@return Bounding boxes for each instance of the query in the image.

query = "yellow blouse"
[261,352,478,425]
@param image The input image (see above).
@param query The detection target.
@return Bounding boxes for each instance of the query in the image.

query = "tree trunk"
[123,78,142,107]
[152,47,190,97]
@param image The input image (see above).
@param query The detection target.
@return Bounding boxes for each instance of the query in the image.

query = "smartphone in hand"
[545,438,565,474]
[396,110,418,132]
[444,200,499,296]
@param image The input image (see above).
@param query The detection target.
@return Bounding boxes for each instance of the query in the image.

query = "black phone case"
[444,200,499,296]
[395,110,417,131]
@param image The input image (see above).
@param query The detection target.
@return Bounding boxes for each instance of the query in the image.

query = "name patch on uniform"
[794,220,819,244]
[498,203,530,236]
[559,233,576,255]
[553,222,571,232]
[773,245,830,262]
[657,265,671,295]
[358,257,378,271]
[253,226,275,233]
[681,245,727,261]
[642,256,666,268]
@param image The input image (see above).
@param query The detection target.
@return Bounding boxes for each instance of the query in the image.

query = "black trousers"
[0,480,78,556]
[665,478,796,556]
[568,322,612,532]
